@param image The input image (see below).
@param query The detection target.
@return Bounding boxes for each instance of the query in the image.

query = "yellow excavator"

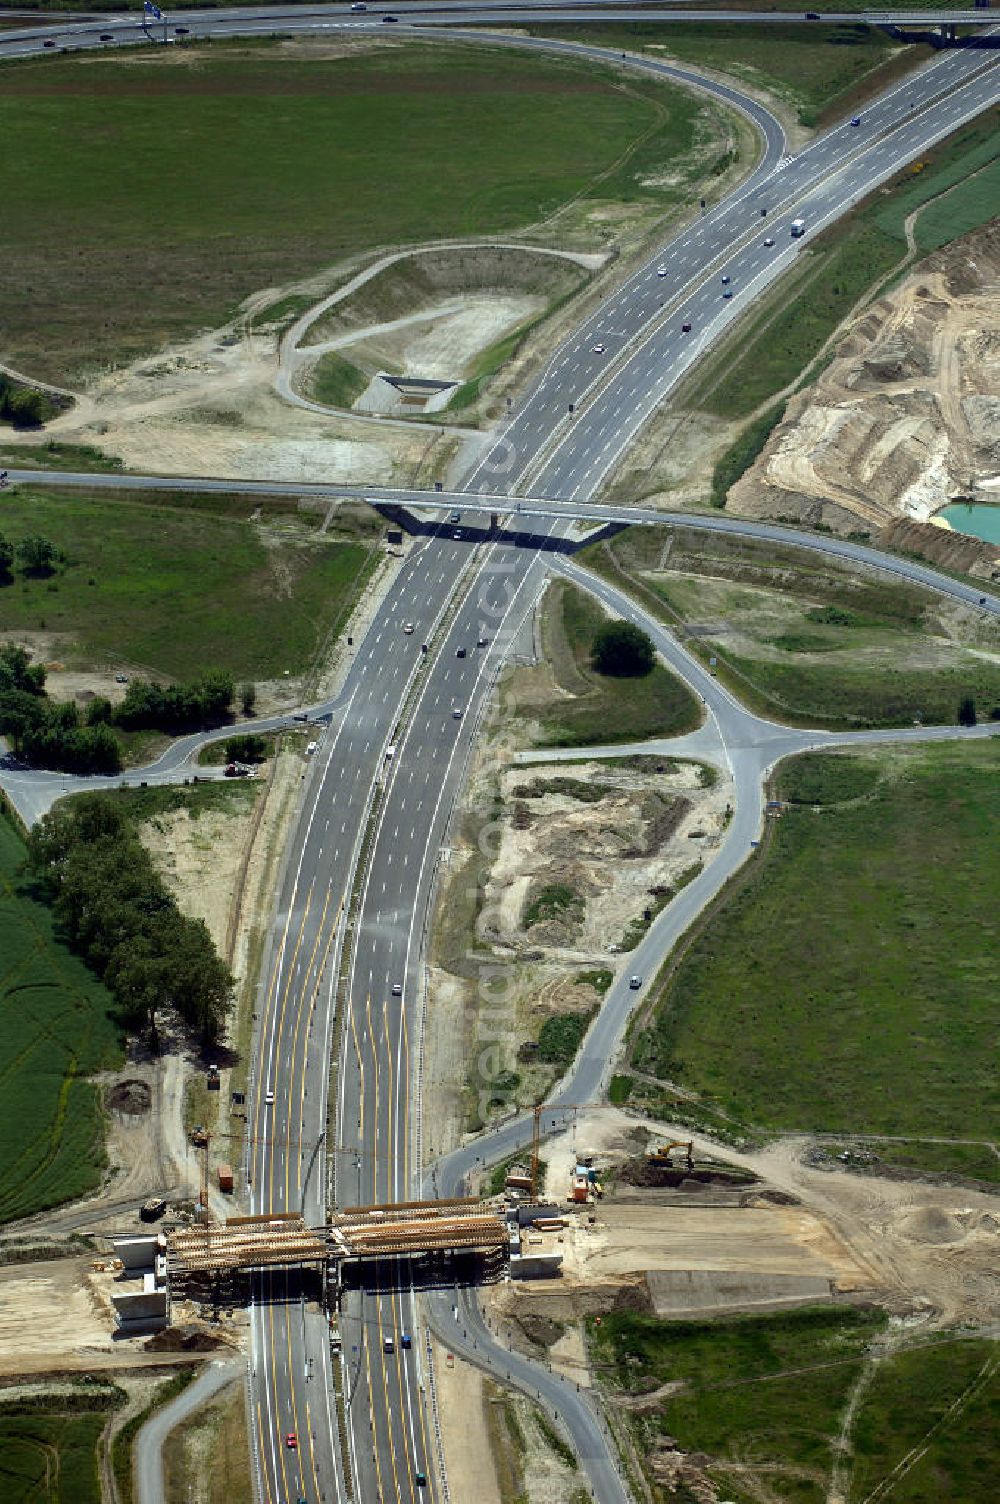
[649,1139,694,1171]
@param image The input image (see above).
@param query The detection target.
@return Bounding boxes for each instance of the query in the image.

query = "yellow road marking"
[358,1002,388,1504]
[268,1275,292,1502]
[255,1398,274,1504]
[306,1397,323,1504]
[369,996,406,1502]
[283,883,334,1208]
[266,883,316,1211]
[403,1000,439,1501]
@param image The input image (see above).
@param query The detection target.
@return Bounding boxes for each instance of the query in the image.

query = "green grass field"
[715,646,1000,728]
[532,21,906,124]
[689,112,999,424]
[816,1136,1000,1183]
[0,42,711,381]
[0,488,375,679]
[584,527,1000,728]
[850,1339,1000,1504]
[511,579,701,747]
[109,779,259,826]
[590,1310,999,1504]
[0,807,122,1223]
[591,1306,885,1504]
[309,352,368,410]
[631,743,1000,1162]
[0,1386,124,1504]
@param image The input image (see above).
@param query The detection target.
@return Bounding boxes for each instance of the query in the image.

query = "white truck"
[790,218,806,238]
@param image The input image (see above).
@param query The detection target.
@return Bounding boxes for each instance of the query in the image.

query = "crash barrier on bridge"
[167,1198,508,1279]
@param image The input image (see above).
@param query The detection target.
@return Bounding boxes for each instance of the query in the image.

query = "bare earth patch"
[423,744,725,1143]
[486,758,724,957]
[728,221,1000,570]
[432,1340,503,1504]
[491,1108,1000,1332]
[140,803,250,959]
[1,301,452,485]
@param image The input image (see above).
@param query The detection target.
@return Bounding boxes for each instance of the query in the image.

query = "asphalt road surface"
[135,1359,245,1504]
[0,3,996,59]
[3,14,997,1504]
[236,10,1000,1474]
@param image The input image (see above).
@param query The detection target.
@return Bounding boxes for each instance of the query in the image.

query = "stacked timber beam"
[168,1214,328,1275]
[332,1202,506,1260]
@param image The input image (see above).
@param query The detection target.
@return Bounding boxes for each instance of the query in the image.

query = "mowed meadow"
[0,808,121,1223]
[0,41,709,381]
[632,743,1000,1161]
[0,488,377,680]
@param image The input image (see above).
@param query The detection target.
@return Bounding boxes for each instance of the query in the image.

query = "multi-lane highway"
[2,10,998,1504]
[234,20,1000,1495]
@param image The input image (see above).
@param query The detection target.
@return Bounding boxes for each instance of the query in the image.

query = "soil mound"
[144,1324,225,1352]
[106,1079,152,1116]
[898,1206,964,1245]
[619,1156,755,1189]
[517,1314,564,1349]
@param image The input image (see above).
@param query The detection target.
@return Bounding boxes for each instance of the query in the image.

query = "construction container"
[505,1173,533,1192]
[571,1178,589,1204]
[218,1163,234,1193]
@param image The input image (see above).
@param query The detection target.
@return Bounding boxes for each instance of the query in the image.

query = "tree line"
[0,642,118,772]
[0,643,240,774]
[27,794,233,1044]
[113,670,235,733]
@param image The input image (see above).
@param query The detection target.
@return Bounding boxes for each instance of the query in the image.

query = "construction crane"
[531,1102,543,1201]
[513,1100,627,1201]
[188,1129,213,1220]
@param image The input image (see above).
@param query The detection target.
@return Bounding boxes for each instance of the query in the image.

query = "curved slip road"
[135,1358,245,1504]
[419,562,996,1488]
[431,558,999,1200]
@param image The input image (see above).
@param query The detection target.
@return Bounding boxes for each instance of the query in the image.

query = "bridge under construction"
[167,1198,509,1283]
